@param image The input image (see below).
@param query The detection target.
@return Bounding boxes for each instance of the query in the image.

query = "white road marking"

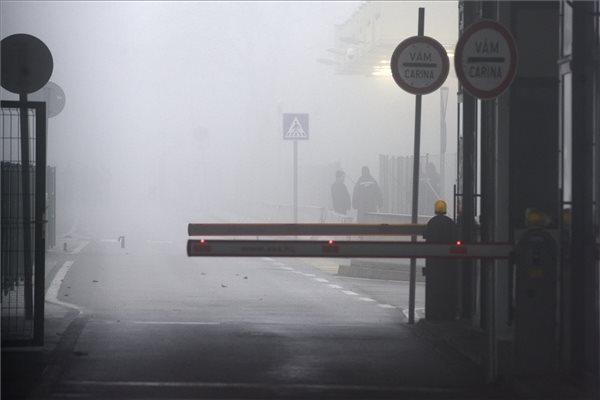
[45,261,83,312]
[69,240,89,254]
[302,273,316,277]
[291,271,303,274]
[313,278,329,283]
[261,257,274,262]
[46,261,73,300]
[342,290,358,296]
[378,304,397,309]
[359,297,376,302]
[273,262,286,266]
[280,266,294,271]
[327,284,343,289]
[1,346,45,352]
[402,308,424,319]
[131,321,220,326]
[100,239,119,243]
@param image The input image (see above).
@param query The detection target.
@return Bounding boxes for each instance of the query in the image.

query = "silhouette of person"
[425,162,441,198]
[352,166,382,223]
[423,200,456,242]
[423,200,458,321]
[331,170,351,215]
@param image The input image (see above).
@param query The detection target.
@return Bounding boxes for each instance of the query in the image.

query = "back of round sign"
[28,81,66,118]
[1,34,54,95]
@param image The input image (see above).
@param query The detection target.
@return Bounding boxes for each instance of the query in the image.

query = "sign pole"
[389,21,448,324]
[283,113,308,222]
[19,92,34,319]
[293,140,298,223]
[408,7,425,325]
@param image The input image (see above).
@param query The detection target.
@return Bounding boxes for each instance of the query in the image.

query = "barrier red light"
[450,241,467,255]
[328,240,334,245]
[191,239,211,254]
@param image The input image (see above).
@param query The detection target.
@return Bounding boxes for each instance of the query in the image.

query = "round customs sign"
[455,20,517,99]
[390,36,449,95]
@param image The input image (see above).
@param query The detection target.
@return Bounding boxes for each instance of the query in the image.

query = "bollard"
[63,242,68,252]
[118,236,125,249]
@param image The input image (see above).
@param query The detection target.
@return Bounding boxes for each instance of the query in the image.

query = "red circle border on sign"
[454,19,518,99]
[390,36,449,95]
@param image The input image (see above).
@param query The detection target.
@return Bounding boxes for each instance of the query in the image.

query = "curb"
[338,259,426,282]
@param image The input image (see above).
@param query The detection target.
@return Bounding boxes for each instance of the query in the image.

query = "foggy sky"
[1,1,458,236]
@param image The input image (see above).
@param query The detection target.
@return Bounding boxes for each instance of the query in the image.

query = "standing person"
[423,200,458,321]
[331,170,351,215]
[352,166,383,223]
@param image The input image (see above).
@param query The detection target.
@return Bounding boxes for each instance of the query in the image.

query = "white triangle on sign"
[286,117,307,138]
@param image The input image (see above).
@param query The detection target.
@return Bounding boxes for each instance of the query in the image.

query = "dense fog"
[1,1,459,241]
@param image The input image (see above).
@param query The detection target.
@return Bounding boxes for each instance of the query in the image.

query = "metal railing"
[1,101,47,346]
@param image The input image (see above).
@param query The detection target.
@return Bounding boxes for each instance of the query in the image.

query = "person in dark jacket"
[423,200,459,321]
[352,166,382,223]
[423,200,457,242]
[331,170,351,215]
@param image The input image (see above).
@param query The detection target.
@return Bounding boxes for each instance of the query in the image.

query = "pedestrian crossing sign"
[283,113,309,140]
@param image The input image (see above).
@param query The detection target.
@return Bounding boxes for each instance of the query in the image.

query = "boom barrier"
[187,223,513,260]
[187,239,513,259]
[188,223,426,237]
[186,223,516,327]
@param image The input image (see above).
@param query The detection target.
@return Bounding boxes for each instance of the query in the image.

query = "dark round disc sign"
[29,81,66,118]
[1,34,54,95]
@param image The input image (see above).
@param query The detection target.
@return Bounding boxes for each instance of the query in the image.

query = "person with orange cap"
[423,200,459,321]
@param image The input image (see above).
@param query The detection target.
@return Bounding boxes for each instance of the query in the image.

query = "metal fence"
[47,165,56,249]
[1,101,47,346]
[379,153,457,218]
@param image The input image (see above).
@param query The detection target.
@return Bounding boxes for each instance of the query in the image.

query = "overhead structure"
[323,2,455,77]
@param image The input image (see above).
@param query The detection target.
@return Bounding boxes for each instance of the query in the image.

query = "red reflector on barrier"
[193,242,211,253]
[450,244,467,254]
[322,245,339,254]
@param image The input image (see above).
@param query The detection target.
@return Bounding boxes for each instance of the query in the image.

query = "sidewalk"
[413,319,598,399]
[2,235,84,399]
[309,257,598,399]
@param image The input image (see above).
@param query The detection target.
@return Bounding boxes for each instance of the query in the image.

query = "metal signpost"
[454,19,518,99]
[29,81,66,249]
[454,18,518,382]
[390,8,449,324]
[1,34,53,344]
[282,113,309,223]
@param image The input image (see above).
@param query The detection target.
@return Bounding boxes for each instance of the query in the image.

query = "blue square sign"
[283,113,309,140]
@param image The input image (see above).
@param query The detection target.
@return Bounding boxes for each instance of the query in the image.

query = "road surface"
[10,235,499,399]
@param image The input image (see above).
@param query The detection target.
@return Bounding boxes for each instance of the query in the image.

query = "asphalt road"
[15,236,495,399]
